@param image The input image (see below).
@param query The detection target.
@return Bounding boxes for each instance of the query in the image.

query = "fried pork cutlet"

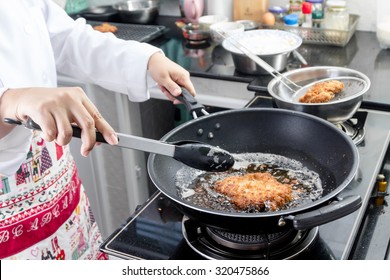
[214,172,293,211]
[299,80,344,103]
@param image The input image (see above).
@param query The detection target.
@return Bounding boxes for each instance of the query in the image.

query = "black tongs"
[3,115,234,172]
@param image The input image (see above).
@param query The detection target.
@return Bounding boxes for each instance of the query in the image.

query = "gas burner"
[182,217,319,260]
[336,120,365,145]
[335,111,367,145]
[206,227,298,251]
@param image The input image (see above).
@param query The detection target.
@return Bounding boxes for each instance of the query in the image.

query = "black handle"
[68,124,107,143]
[291,195,362,230]
[10,117,108,143]
[175,87,206,116]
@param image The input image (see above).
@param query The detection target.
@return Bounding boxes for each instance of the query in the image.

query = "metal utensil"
[3,117,234,172]
[290,76,368,103]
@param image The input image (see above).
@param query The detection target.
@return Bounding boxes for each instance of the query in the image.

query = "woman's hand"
[0,87,118,156]
[147,52,196,104]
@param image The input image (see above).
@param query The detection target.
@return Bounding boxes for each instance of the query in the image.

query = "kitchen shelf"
[262,14,359,47]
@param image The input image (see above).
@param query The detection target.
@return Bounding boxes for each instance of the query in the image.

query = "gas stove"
[98,21,390,259]
[100,95,390,260]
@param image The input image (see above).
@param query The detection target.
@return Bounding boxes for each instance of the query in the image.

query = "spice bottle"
[284,13,299,27]
[306,0,324,28]
[289,1,303,25]
[301,2,313,28]
[323,0,349,30]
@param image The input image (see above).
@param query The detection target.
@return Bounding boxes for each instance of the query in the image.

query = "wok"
[147,102,361,233]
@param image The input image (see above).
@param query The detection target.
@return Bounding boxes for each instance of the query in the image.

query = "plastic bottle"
[301,2,313,28]
[306,0,324,28]
[323,0,349,30]
[284,13,299,27]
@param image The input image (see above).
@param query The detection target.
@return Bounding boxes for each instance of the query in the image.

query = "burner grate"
[336,111,367,145]
[182,217,320,259]
[206,227,297,251]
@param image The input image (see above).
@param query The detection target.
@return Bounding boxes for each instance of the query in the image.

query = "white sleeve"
[0,87,33,176]
[43,0,161,102]
[0,126,32,177]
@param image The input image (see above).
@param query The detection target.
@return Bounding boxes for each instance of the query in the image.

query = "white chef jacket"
[0,0,161,176]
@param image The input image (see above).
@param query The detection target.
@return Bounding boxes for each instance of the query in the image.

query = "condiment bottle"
[375,174,388,206]
[301,2,313,28]
[288,0,303,25]
[323,0,349,30]
[305,0,324,28]
[284,13,299,27]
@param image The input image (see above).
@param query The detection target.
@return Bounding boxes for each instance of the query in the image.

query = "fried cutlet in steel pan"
[299,80,344,103]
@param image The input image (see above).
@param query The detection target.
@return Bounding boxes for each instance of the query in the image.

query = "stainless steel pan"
[267,66,371,124]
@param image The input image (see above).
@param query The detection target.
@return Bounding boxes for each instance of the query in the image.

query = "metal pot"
[267,66,371,123]
[75,5,119,21]
[112,0,159,24]
[147,107,361,233]
[222,30,302,74]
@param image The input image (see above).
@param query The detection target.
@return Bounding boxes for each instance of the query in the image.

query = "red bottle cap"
[302,2,312,14]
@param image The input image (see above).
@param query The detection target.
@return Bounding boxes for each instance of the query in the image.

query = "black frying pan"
[147,95,361,233]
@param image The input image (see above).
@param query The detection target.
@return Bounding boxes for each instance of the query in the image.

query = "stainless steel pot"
[222,30,302,75]
[267,66,371,124]
[112,0,159,24]
[228,52,291,74]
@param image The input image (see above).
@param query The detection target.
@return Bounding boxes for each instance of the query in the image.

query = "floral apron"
[0,131,108,260]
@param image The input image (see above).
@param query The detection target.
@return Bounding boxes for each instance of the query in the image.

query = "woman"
[0,0,196,259]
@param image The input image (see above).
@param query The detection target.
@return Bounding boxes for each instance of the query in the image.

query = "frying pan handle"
[291,195,362,230]
[175,87,208,118]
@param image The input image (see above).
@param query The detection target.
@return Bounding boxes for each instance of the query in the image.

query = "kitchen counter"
[62,16,390,110]
[149,16,390,111]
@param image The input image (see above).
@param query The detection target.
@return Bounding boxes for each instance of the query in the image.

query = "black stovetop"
[100,96,390,260]
[101,191,336,260]
[96,16,390,260]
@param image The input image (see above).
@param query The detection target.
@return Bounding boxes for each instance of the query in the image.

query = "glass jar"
[306,0,324,28]
[289,1,303,25]
[324,0,349,30]
[268,6,288,25]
